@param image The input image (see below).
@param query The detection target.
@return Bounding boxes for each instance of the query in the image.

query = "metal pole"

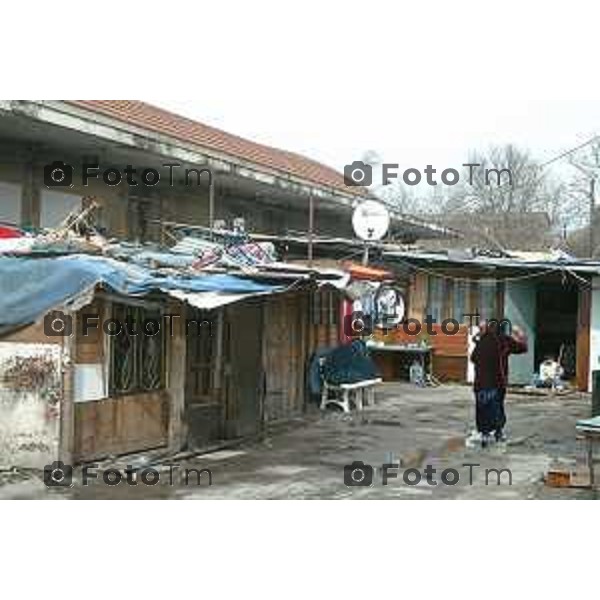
[308,194,314,267]
[590,177,596,257]
[159,195,165,247]
[208,180,215,241]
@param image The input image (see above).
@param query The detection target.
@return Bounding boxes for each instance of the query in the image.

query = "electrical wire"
[539,135,600,169]
[400,137,600,280]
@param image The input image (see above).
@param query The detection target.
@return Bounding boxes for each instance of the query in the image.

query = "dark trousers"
[475,388,506,434]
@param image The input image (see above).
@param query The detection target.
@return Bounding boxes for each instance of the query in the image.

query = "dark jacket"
[471,331,527,391]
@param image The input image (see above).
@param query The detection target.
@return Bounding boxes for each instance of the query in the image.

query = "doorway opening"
[534,281,578,380]
[185,307,222,448]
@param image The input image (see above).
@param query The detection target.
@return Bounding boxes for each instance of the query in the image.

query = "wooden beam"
[166,299,187,452]
[58,311,76,465]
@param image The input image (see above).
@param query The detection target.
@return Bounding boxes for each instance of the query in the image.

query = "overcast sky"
[143,2,600,187]
[8,2,599,187]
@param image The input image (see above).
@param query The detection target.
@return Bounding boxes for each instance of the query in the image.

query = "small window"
[0,181,22,225]
[40,190,82,229]
[311,289,338,326]
[426,276,445,322]
[109,304,165,395]
[453,281,468,323]
[478,279,497,322]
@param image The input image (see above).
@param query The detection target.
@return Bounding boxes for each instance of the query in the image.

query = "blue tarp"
[0,255,279,327]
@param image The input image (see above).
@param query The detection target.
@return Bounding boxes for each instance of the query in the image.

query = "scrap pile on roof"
[0,205,349,332]
[0,204,105,256]
[104,234,278,272]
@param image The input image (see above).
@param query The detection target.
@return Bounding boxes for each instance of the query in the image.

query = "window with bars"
[109,304,165,395]
[425,276,498,325]
[311,289,339,326]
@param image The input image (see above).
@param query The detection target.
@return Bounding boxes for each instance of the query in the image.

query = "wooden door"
[186,308,217,405]
[223,302,263,438]
[263,295,307,422]
[185,308,222,445]
[576,286,591,391]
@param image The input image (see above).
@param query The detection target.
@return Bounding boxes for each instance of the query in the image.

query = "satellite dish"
[352,200,390,241]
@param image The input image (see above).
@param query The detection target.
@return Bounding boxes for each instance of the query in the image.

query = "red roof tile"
[66,100,362,197]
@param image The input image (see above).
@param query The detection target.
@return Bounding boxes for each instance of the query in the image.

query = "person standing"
[470,320,527,447]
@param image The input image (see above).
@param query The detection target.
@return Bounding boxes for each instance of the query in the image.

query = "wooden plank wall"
[408,272,428,321]
[72,298,169,462]
[0,320,61,345]
[372,321,469,382]
[73,391,169,461]
[222,302,263,438]
[404,270,511,382]
[262,293,308,422]
[75,302,103,364]
[428,324,469,381]
[576,286,591,392]
[312,323,338,348]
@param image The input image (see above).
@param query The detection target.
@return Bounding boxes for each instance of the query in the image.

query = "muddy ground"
[1,382,596,499]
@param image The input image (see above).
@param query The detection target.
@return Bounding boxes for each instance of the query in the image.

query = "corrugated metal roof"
[166,289,274,310]
[383,249,600,274]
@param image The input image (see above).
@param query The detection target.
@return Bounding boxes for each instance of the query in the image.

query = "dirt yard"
[1,382,595,499]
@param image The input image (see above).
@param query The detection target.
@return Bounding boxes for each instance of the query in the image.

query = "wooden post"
[577,285,591,392]
[166,300,187,452]
[159,195,165,247]
[58,310,76,465]
[213,310,224,391]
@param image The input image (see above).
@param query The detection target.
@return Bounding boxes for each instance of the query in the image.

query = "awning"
[166,289,275,310]
[0,254,281,328]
